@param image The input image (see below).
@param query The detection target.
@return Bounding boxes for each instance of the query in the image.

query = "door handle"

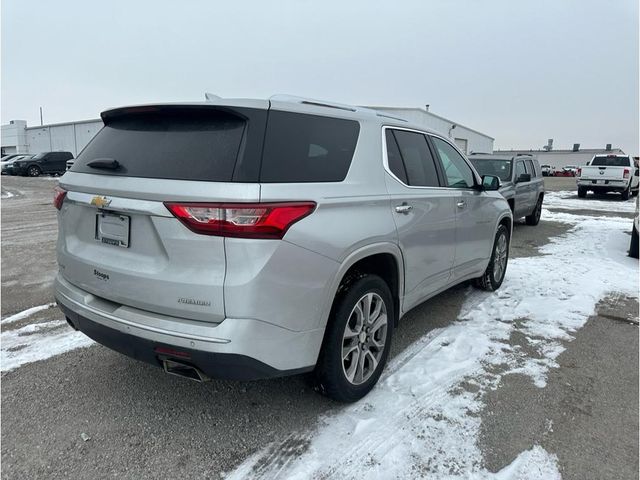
[457,200,466,208]
[395,203,413,214]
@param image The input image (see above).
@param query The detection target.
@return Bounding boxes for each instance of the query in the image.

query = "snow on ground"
[1,190,15,199]
[0,188,637,478]
[1,319,94,372]
[1,303,57,325]
[544,190,637,214]
[226,198,638,479]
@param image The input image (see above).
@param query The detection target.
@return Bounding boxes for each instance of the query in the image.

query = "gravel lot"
[1,175,637,479]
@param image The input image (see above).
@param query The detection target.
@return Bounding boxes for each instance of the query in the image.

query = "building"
[365,106,494,154]
[2,104,494,158]
[493,146,626,169]
[1,118,103,157]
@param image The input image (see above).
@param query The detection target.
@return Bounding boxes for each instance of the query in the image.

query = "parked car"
[540,164,553,176]
[1,153,26,163]
[11,151,74,177]
[1,154,33,175]
[576,154,639,199]
[54,96,512,402]
[469,154,544,225]
[555,166,578,177]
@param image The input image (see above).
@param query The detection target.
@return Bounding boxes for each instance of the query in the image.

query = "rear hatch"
[57,103,267,322]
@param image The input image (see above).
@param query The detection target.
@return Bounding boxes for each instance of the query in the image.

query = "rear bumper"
[577,179,628,192]
[54,274,323,380]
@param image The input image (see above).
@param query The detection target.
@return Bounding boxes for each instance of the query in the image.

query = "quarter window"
[431,137,475,188]
[391,130,439,187]
[261,111,360,182]
[385,130,408,184]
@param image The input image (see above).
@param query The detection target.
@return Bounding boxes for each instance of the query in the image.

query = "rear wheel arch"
[323,246,404,333]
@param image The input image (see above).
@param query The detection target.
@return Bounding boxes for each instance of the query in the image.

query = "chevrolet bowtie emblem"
[91,196,112,208]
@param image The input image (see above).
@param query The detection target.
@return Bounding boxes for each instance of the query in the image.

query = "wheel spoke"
[361,293,372,324]
[368,296,382,325]
[369,312,388,336]
[354,347,367,384]
[344,318,360,339]
[364,350,379,373]
[342,343,358,361]
[345,347,360,382]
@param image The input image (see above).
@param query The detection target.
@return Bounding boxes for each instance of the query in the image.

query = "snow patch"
[545,190,637,213]
[226,197,637,479]
[1,303,57,325]
[1,319,94,372]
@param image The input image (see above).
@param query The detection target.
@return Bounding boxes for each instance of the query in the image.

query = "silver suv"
[54,96,512,402]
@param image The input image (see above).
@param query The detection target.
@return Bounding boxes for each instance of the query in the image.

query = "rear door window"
[260,111,360,182]
[431,136,475,188]
[71,107,264,182]
[391,130,440,187]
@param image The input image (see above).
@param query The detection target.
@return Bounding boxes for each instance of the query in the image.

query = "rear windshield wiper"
[87,158,120,170]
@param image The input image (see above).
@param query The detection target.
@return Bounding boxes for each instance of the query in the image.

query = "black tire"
[630,225,639,259]
[621,185,631,200]
[315,274,394,402]
[577,186,587,198]
[27,165,41,177]
[632,189,638,198]
[525,196,543,226]
[475,224,510,291]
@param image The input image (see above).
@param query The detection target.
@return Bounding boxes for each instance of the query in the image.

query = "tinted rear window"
[72,108,258,182]
[591,156,631,167]
[260,111,359,182]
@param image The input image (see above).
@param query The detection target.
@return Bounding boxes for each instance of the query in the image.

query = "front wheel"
[27,165,41,177]
[315,275,393,402]
[475,224,510,291]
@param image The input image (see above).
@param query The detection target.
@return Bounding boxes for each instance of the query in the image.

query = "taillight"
[624,168,630,179]
[53,186,67,210]
[164,202,316,239]
[577,168,581,177]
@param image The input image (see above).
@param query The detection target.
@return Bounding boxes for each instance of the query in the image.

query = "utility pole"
[39,107,43,126]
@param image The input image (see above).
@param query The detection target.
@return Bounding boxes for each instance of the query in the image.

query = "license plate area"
[96,212,130,248]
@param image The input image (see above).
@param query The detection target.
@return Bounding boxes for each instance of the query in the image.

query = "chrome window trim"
[381,125,481,191]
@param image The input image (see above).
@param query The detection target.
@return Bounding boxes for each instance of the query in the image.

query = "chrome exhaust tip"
[161,358,208,382]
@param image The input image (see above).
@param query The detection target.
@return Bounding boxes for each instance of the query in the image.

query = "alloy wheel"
[493,232,508,282]
[341,292,388,385]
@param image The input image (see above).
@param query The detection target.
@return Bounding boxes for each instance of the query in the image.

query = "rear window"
[260,111,360,183]
[71,108,260,182]
[591,156,631,167]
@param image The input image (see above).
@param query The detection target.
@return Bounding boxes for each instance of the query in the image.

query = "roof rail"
[376,113,408,122]
[269,94,373,114]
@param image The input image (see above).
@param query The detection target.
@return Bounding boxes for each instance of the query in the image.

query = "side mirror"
[516,173,531,183]
[481,175,501,191]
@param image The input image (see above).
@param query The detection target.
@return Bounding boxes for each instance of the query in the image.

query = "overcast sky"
[2,0,638,154]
